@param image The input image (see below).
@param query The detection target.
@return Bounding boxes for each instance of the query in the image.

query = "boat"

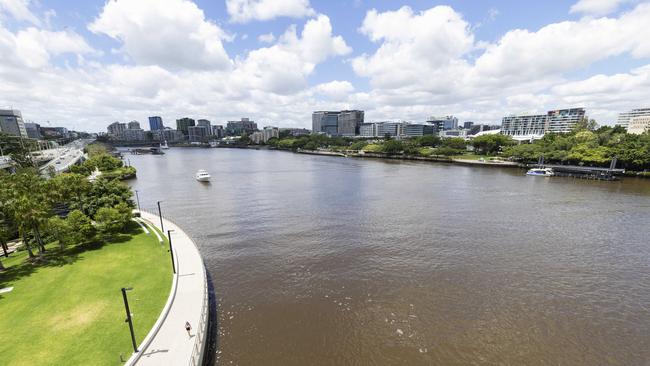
[161,140,169,149]
[526,168,555,176]
[195,169,211,182]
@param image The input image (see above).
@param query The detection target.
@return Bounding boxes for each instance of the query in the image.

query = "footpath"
[127,210,209,366]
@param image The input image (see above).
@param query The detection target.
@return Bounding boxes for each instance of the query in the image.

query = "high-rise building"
[546,108,585,133]
[312,110,364,136]
[24,122,41,139]
[617,108,650,130]
[188,125,209,142]
[627,115,650,134]
[107,121,127,137]
[0,109,28,138]
[250,131,264,144]
[226,118,258,136]
[501,114,547,137]
[176,117,196,135]
[463,121,474,129]
[148,116,164,131]
[338,110,364,136]
[212,125,224,138]
[262,126,279,142]
[426,116,458,132]
[197,119,212,135]
[127,120,141,130]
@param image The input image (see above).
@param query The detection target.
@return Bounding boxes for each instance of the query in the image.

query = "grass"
[0,221,172,366]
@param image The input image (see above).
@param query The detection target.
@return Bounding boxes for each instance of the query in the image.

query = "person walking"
[185,321,192,337]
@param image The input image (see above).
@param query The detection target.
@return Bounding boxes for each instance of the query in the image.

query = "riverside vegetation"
[263,122,650,173]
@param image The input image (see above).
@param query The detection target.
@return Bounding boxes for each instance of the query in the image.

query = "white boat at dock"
[526,168,555,177]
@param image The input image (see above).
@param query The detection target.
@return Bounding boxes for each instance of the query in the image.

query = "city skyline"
[2,0,650,132]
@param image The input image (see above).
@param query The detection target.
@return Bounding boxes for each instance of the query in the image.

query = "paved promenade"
[128,211,209,366]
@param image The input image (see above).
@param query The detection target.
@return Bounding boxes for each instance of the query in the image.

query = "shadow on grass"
[0,221,144,298]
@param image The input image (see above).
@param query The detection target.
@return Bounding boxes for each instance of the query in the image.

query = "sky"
[1,0,650,132]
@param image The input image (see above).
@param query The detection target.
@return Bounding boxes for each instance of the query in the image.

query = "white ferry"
[195,169,211,182]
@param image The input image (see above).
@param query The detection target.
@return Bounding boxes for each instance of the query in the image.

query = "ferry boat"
[195,169,211,182]
[526,168,555,177]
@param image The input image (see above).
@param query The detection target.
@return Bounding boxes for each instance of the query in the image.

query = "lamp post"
[167,230,176,274]
[157,200,164,232]
[134,190,141,212]
[121,287,138,353]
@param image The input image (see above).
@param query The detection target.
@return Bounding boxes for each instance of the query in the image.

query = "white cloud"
[258,32,275,43]
[313,80,354,100]
[351,3,650,124]
[233,15,351,94]
[0,0,40,25]
[89,0,232,70]
[226,0,315,23]
[570,0,627,16]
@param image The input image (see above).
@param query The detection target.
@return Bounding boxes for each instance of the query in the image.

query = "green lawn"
[0,221,172,366]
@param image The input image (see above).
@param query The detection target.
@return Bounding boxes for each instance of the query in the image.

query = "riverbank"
[131,211,209,366]
[0,222,171,366]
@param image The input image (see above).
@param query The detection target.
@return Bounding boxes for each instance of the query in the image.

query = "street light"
[157,200,164,232]
[121,287,138,353]
[167,230,176,274]
[134,190,141,212]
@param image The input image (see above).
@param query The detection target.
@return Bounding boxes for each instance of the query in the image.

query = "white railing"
[189,268,209,366]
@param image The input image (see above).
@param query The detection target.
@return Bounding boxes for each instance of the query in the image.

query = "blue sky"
[1,0,649,131]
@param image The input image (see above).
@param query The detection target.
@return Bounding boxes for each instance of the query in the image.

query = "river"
[126,148,650,365]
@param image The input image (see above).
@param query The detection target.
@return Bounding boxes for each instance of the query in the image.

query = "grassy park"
[0,221,172,366]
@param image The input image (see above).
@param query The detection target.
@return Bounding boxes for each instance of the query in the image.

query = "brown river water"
[126,148,650,366]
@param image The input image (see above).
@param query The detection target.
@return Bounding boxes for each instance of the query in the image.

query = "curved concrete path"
[128,211,209,366]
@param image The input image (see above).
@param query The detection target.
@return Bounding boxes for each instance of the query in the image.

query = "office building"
[427,116,458,131]
[546,108,586,133]
[402,123,435,137]
[617,108,650,130]
[176,117,196,135]
[359,123,377,137]
[627,115,650,134]
[376,122,403,138]
[501,114,547,137]
[227,118,257,136]
[283,128,310,136]
[212,125,225,138]
[0,109,28,138]
[25,122,41,139]
[148,116,164,131]
[188,125,209,142]
[463,121,474,129]
[41,127,69,139]
[197,119,212,135]
[312,110,364,136]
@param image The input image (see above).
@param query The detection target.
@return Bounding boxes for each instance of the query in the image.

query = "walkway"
[128,211,209,366]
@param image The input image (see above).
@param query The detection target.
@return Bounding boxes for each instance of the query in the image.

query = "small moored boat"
[526,168,555,177]
[195,169,211,182]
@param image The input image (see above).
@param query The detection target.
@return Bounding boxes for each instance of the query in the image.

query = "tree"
[47,216,71,250]
[66,210,95,245]
[441,137,467,150]
[416,134,441,147]
[78,177,133,218]
[382,140,404,154]
[94,207,125,236]
[471,134,515,155]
